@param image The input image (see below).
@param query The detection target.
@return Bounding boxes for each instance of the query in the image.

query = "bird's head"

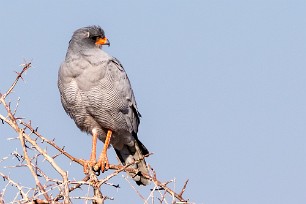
[69,25,110,50]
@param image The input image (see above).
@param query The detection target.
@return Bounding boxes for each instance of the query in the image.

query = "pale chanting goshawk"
[58,26,149,185]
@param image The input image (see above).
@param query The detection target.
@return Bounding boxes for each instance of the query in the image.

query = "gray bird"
[58,25,150,185]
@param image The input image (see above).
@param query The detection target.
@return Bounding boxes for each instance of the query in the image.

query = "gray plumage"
[58,26,149,185]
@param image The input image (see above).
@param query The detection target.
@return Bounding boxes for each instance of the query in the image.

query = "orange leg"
[95,130,112,172]
[83,130,98,174]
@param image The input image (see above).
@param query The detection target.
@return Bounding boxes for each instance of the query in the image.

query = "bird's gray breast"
[59,51,138,134]
[85,59,134,132]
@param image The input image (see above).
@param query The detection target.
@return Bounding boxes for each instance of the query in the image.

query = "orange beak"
[95,37,110,46]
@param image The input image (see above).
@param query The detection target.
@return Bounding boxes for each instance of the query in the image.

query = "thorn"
[150,187,165,191]
[144,152,154,157]
[14,71,22,79]
[15,117,25,120]
[178,179,189,198]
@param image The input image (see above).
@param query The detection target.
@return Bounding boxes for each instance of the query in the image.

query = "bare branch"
[20,121,84,166]
[178,179,189,198]
[0,171,29,202]
[18,130,51,202]
[1,62,31,100]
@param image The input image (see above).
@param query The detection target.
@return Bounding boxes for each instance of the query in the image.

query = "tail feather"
[115,138,150,186]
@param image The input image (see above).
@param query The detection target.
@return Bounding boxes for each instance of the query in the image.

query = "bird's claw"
[83,159,96,174]
[94,156,109,173]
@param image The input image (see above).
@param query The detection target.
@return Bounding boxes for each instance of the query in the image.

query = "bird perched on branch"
[58,25,150,185]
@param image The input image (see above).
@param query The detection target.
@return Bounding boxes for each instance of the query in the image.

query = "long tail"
[115,136,150,185]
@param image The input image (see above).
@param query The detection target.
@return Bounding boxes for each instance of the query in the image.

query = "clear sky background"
[0,1,306,204]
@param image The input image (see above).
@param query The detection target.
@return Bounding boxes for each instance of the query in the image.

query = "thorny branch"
[0,172,29,202]
[0,63,191,203]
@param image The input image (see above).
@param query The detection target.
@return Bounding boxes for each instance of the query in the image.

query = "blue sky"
[0,1,306,203]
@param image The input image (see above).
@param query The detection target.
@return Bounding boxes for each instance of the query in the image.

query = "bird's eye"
[90,36,100,41]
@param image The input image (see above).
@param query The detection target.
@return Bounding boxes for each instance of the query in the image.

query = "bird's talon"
[83,160,97,174]
[89,160,96,167]
[93,164,100,172]
[98,156,109,173]
[95,170,100,176]
[83,162,90,174]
